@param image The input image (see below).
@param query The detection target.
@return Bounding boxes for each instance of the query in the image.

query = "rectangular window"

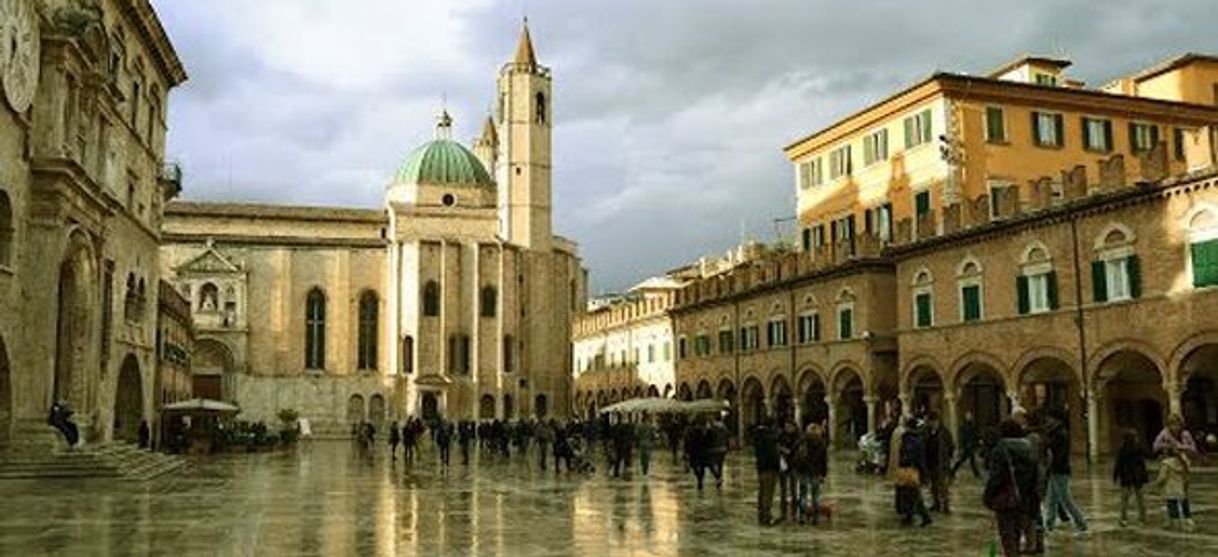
[1173,127,1188,162]
[1082,117,1113,152]
[961,284,982,322]
[1105,258,1131,301]
[801,228,812,251]
[863,129,889,166]
[1034,73,1058,87]
[1019,272,1057,314]
[800,158,824,189]
[877,203,893,242]
[1191,239,1218,287]
[797,314,819,344]
[915,190,931,218]
[828,145,852,180]
[838,308,853,340]
[985,106,1006,143]
[914,292,933,328]
[903,109,933,148]
[767,319,788,347]
[741,326,760,351]
[1129,122,1159,153]
[1032,111,1064,147]
[718,329,734,354]
[663,341,671,361]
[648,344,655,363]
[988,181,1010,219]
[678,337,687,359]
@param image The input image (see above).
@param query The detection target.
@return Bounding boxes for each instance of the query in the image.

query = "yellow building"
[785,54,1218,254]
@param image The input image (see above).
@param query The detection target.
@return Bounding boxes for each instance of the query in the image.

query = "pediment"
[176,246,241,275]
[414,374,453,386]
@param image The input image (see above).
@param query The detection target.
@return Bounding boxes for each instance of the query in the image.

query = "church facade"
[159,25,585,435]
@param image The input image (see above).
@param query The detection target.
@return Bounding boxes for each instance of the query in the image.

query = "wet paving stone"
[0,441,1213,556]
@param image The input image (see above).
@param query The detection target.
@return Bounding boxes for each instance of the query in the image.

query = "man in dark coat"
[985,420,1038,557]
[952,412,980,478]
[753,418,782,526]
[924,411,955,513]
[896,418,932,527]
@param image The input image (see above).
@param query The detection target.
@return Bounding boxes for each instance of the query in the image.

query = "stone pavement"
[0,441,1213,556]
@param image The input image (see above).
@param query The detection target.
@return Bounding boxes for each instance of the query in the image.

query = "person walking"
[793,423,828,525]
[984,420,1037,557]
[924,411,955,513]
[1113,428,1149,527]
[636,414,657,476]
[436,419,453,469]
[777,419,800,522]
[1153,446,1194,531]
[708,417,730,489]
[1043,413,1088,535]
[536,419,555,471]
[685,418,709,490]
[894,417,932,527]
[389,420,401,462]
[1153,413,1197,457]
[458,420,474,466]
[952,412,980,479]
[753,417,781,526]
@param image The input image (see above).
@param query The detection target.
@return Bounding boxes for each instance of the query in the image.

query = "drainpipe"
[1068,216,1094,467]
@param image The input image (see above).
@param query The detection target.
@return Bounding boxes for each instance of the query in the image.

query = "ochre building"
[670,54,1218,458]
[159,25,584,434]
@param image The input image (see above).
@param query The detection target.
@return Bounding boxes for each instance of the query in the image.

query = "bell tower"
[496,19,552,250]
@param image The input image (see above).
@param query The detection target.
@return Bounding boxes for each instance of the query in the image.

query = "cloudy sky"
[152,0,1218,293]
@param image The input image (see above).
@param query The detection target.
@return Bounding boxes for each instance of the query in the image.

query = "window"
[766,318,788,347]
[647,344,655,363]
[1082,117,1113,152]
[401,336,414,374]
[694,334,712,357]
[903,109,933,148]
[985,106,1006,143]
[797,313,820,343]
[357,291,378,370]
[0,190,12,267]
[718,329,734,354]
[480,285,497,317]
[305,288,326,369]
[535,92,547,124]
[831,214,856,250]
[799,158,824,189]
[838,307,853,340]
[912,270,934,328]
[422,280,440,316]
[1188,208,1218,287]
[663,341,671,361]
[810,224,827,248]
[961,284,982,322]
[876,203,893,242]
[1034,73,1058,87]
[1174,127,1189,162]
[739,325,760,351]
[678,337,687,359]
[1032,111,1064,147]
[828,145,852,180]
[1092,256,1138,302]
[863,129,889,166]
[1129,122,1159,153]
[801,228,812,251]
[915,190,931,219]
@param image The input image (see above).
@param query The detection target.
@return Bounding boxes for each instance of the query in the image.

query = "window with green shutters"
[1018,271,1057,314]
[1032,111,1064,147]
[961,284,981,322]
[914,292,933,328]
[985,107,1006,143]
[903,109,933,149]
[1093,255,1140,302]
[1192,239,1218,287]
[838,308,853,340]
[1129,122,1160,153]
[915,190,931,218]
[718,330,734,354]
[1082,117,1113,152]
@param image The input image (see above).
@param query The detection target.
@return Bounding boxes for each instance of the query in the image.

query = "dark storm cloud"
[152,0,1218,292]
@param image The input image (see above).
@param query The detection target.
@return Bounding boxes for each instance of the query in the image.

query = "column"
[943,393,959,442]
[1086,387,1100,462]
[824,395,836,447]
[1165,380,1183,418]
[863,394,878,435]
[898,392,911,418]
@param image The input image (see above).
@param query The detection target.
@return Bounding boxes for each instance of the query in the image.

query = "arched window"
[535,92,547,124]
[357,291,379,370]
[480,285,497,318]
[836,288,856,340]
[305,288,326,369]
[422,280,440,317]
[1092,223,1140,303]
[401,335,414,374]
[0,190,13,267]
[1017,241,1057,315]
[957,256,984,322]
[912,269,934,328]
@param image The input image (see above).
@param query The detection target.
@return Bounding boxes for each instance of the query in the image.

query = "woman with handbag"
[984,420,1038,556]
[895,418,932,527]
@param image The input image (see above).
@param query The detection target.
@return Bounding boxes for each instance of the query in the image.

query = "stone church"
[159,24,585,434]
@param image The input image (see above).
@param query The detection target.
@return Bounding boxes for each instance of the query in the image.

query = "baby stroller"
[855,432,887,475]
[568,437,596,474]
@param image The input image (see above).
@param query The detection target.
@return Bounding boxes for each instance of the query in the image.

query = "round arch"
[1169,330,1218,383]
[952,354,1009,433]
[113,354,144,443]
[192,337,235,400]
[695,379,713,399]
[646,384,660,398]
[770,373,794,424]
[797,365,828,428]
[1095,346,1168,453]
[54,229,97,413]
[740,375,766,432]
[1090,339,1168,387]
[828,366,867,448]
[906,363,945,418]
[676,383,693,401]
[346,394,366,426]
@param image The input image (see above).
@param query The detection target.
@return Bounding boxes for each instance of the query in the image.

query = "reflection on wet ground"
[0,441,1213,556]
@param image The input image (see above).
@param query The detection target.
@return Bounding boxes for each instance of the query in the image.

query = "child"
[1112,429,1148,526]
[1153,447,1194,531]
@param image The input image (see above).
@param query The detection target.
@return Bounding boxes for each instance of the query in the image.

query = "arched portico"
[113,354,144,443]
[54,231,97,416]
[1096,347,1168,454]
[695,379,713,400]
[1018,354,1085,455]
[740,376,766,435]
[797,367,828,429]
[830,367,866,449]
[953,358,1009,437]
[716,378,738,439]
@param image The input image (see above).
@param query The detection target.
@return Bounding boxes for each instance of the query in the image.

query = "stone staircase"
[0,424,188,481]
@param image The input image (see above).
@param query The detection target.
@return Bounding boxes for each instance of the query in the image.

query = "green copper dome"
[395,138,493,187]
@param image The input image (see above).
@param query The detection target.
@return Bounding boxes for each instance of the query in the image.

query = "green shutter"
[1104,121,1114,151]
[915,191,930,216]
[1054,114,1065,146]
[904,117,914,148]
[916,293,932,328]
[1081,117,1091,149]
[1150,125,1160,150]
[1191,240,1218,287]
[1047,271,1059,309]
[962,285,981,322]
[813,314,821,341]
[920,109,932,144]
[839,309,852,339]
[1091,260,1108,303]
[1129,122,1139,151]
[1031,112,1042,145]
[986,107,1003,142]
[1128,255,1142,299]
[1017,275,1030,315]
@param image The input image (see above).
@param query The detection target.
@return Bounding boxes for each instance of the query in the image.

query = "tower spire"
[513,17,537,67]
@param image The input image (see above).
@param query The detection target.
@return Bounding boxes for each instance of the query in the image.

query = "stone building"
[669,53,1218,457]
[0,0,186,450]
[155,279,193,410]
[159,24,584,434]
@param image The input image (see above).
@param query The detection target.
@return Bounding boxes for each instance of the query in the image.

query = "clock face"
[2,0,39,114]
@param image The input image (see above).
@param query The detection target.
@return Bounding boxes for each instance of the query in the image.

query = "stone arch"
[1090,339,1168,386]
[646,384,660,398]
[770,373,795,423]
[829,360,866,394]
[901,354,946,390]
[828,365,866,448]
[1173,333,1218,432]
[1169,330,1218,384]
[676,382,692,401]
[1093,222,1136,251]
[113,354,144,443]
[796,365,828,427]
[1012,346,1082,387]
[192,337,235,400]
[368,394,386,427]
[956,254,983,277]
[662,383,673,398]
[54,229,96,413]
[716,378,739,437]
[1020,240,1052,265]
[1094,344,1168,452]
[740,375,766,431]
[949,350,1009,390]
[910,266,934,286]
[346,394,366,426]
[951,351,1010,433]
[479,393,496,419]
[695,379,713,399]
[906,362,945,418]
[0,334,10,443]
